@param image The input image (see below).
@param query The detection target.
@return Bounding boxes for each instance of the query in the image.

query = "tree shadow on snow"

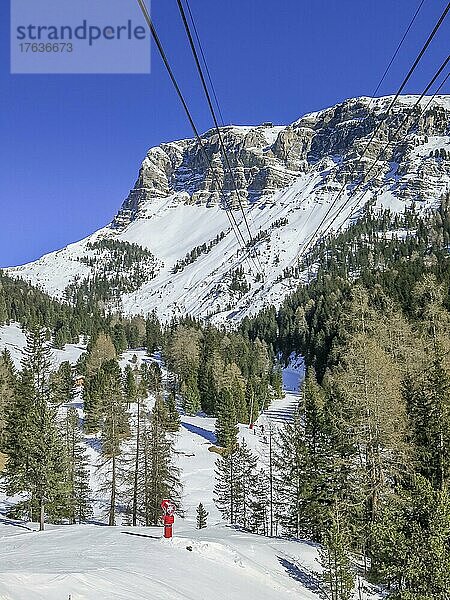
[0,516,34,531]
[181,422,217,444]
[278,556,327,599]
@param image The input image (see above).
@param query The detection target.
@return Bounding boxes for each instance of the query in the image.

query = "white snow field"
[0,523,322,600]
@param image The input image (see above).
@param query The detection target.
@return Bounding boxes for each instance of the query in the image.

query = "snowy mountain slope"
[7,95,450,323]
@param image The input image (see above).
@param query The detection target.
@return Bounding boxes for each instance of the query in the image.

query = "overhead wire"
[368,0,427,104]
[329,66,450,237]
[298,1,450,260]
[135,0,261,275]
[300,57,449,267]
[184,0,225,126]
[175,0,265,276]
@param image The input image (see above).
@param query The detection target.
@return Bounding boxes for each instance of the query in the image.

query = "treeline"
[0,270,107,348]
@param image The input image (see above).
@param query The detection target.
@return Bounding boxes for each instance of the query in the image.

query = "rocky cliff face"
[113,95,450,229]
[8,95,450,323]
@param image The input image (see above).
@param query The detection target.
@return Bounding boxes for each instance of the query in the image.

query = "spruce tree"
[319,505,355,600]
[215,388,238,449]
[0,349,16,451]
[372,475,450,598]
[182,373,201,415]
[164,388,181,432]
[63,406,92,523]
[98,359,130,526]
[3,329,69,530]
[138,398,182,525]
[50,361,73,405]
[214,441,257,528]
[196,502,208,529]
[214,448,239,524]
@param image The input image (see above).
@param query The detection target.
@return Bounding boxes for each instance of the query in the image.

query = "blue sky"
[1,0,449,267]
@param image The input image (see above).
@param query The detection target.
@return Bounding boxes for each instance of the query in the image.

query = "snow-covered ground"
[0,523,324,600]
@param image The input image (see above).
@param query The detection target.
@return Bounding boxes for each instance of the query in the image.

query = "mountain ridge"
[6,94,450,323]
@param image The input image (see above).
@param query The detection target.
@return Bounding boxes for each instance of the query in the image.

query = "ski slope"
[0,348,381,600]
[0,522,324,600]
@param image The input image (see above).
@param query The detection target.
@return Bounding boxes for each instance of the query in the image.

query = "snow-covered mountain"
[7,95,450,323]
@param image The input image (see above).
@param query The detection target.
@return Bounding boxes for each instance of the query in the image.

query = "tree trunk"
[39,498,45,532]
[132,398,141,526]
[109,453,116,526]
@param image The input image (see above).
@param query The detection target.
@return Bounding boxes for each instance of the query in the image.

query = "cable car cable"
[135,0,258,274]
[175,0,265,276]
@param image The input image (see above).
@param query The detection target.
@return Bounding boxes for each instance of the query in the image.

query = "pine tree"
[196,502,208,529]
[214,441,257,528]
[50,361,73,405]
[3,329,69,530]
[63,406,92,523]
[164,388,181,432]
[138,398,182,525]
[372,476,450,598]
[274,412,309,538]
[234,439,257,529]
[98,359,130,526]
[215,388,238,449]
[214,448,239,524]
[0,349,16,451]
[319,505,355,600]
[182,373,201,415]
[124,364,138,408]
[249,468,270,535]
[410,351,450,490]
[145,311,162,353]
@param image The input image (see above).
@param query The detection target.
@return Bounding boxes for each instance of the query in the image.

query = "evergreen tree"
[319,505,355,600]
[63,406,92,523]
[407,351,450,490]
[372,476,450,598]
[164,388,181,432]
[182,373,201,415]
[196,502,208,529]
[145,311,162,353]
[215,388,238,449]
[214,441,257,529]
[2,329,69,530]
[234,439,257,529]
[214,448,239,524]
[249,468,270,535]
[124,364,138,408]
[50,361,73,405]
[274,412,309,538]
[98,359,130,526]
[137,398,182,525]
[0,349,16,451]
